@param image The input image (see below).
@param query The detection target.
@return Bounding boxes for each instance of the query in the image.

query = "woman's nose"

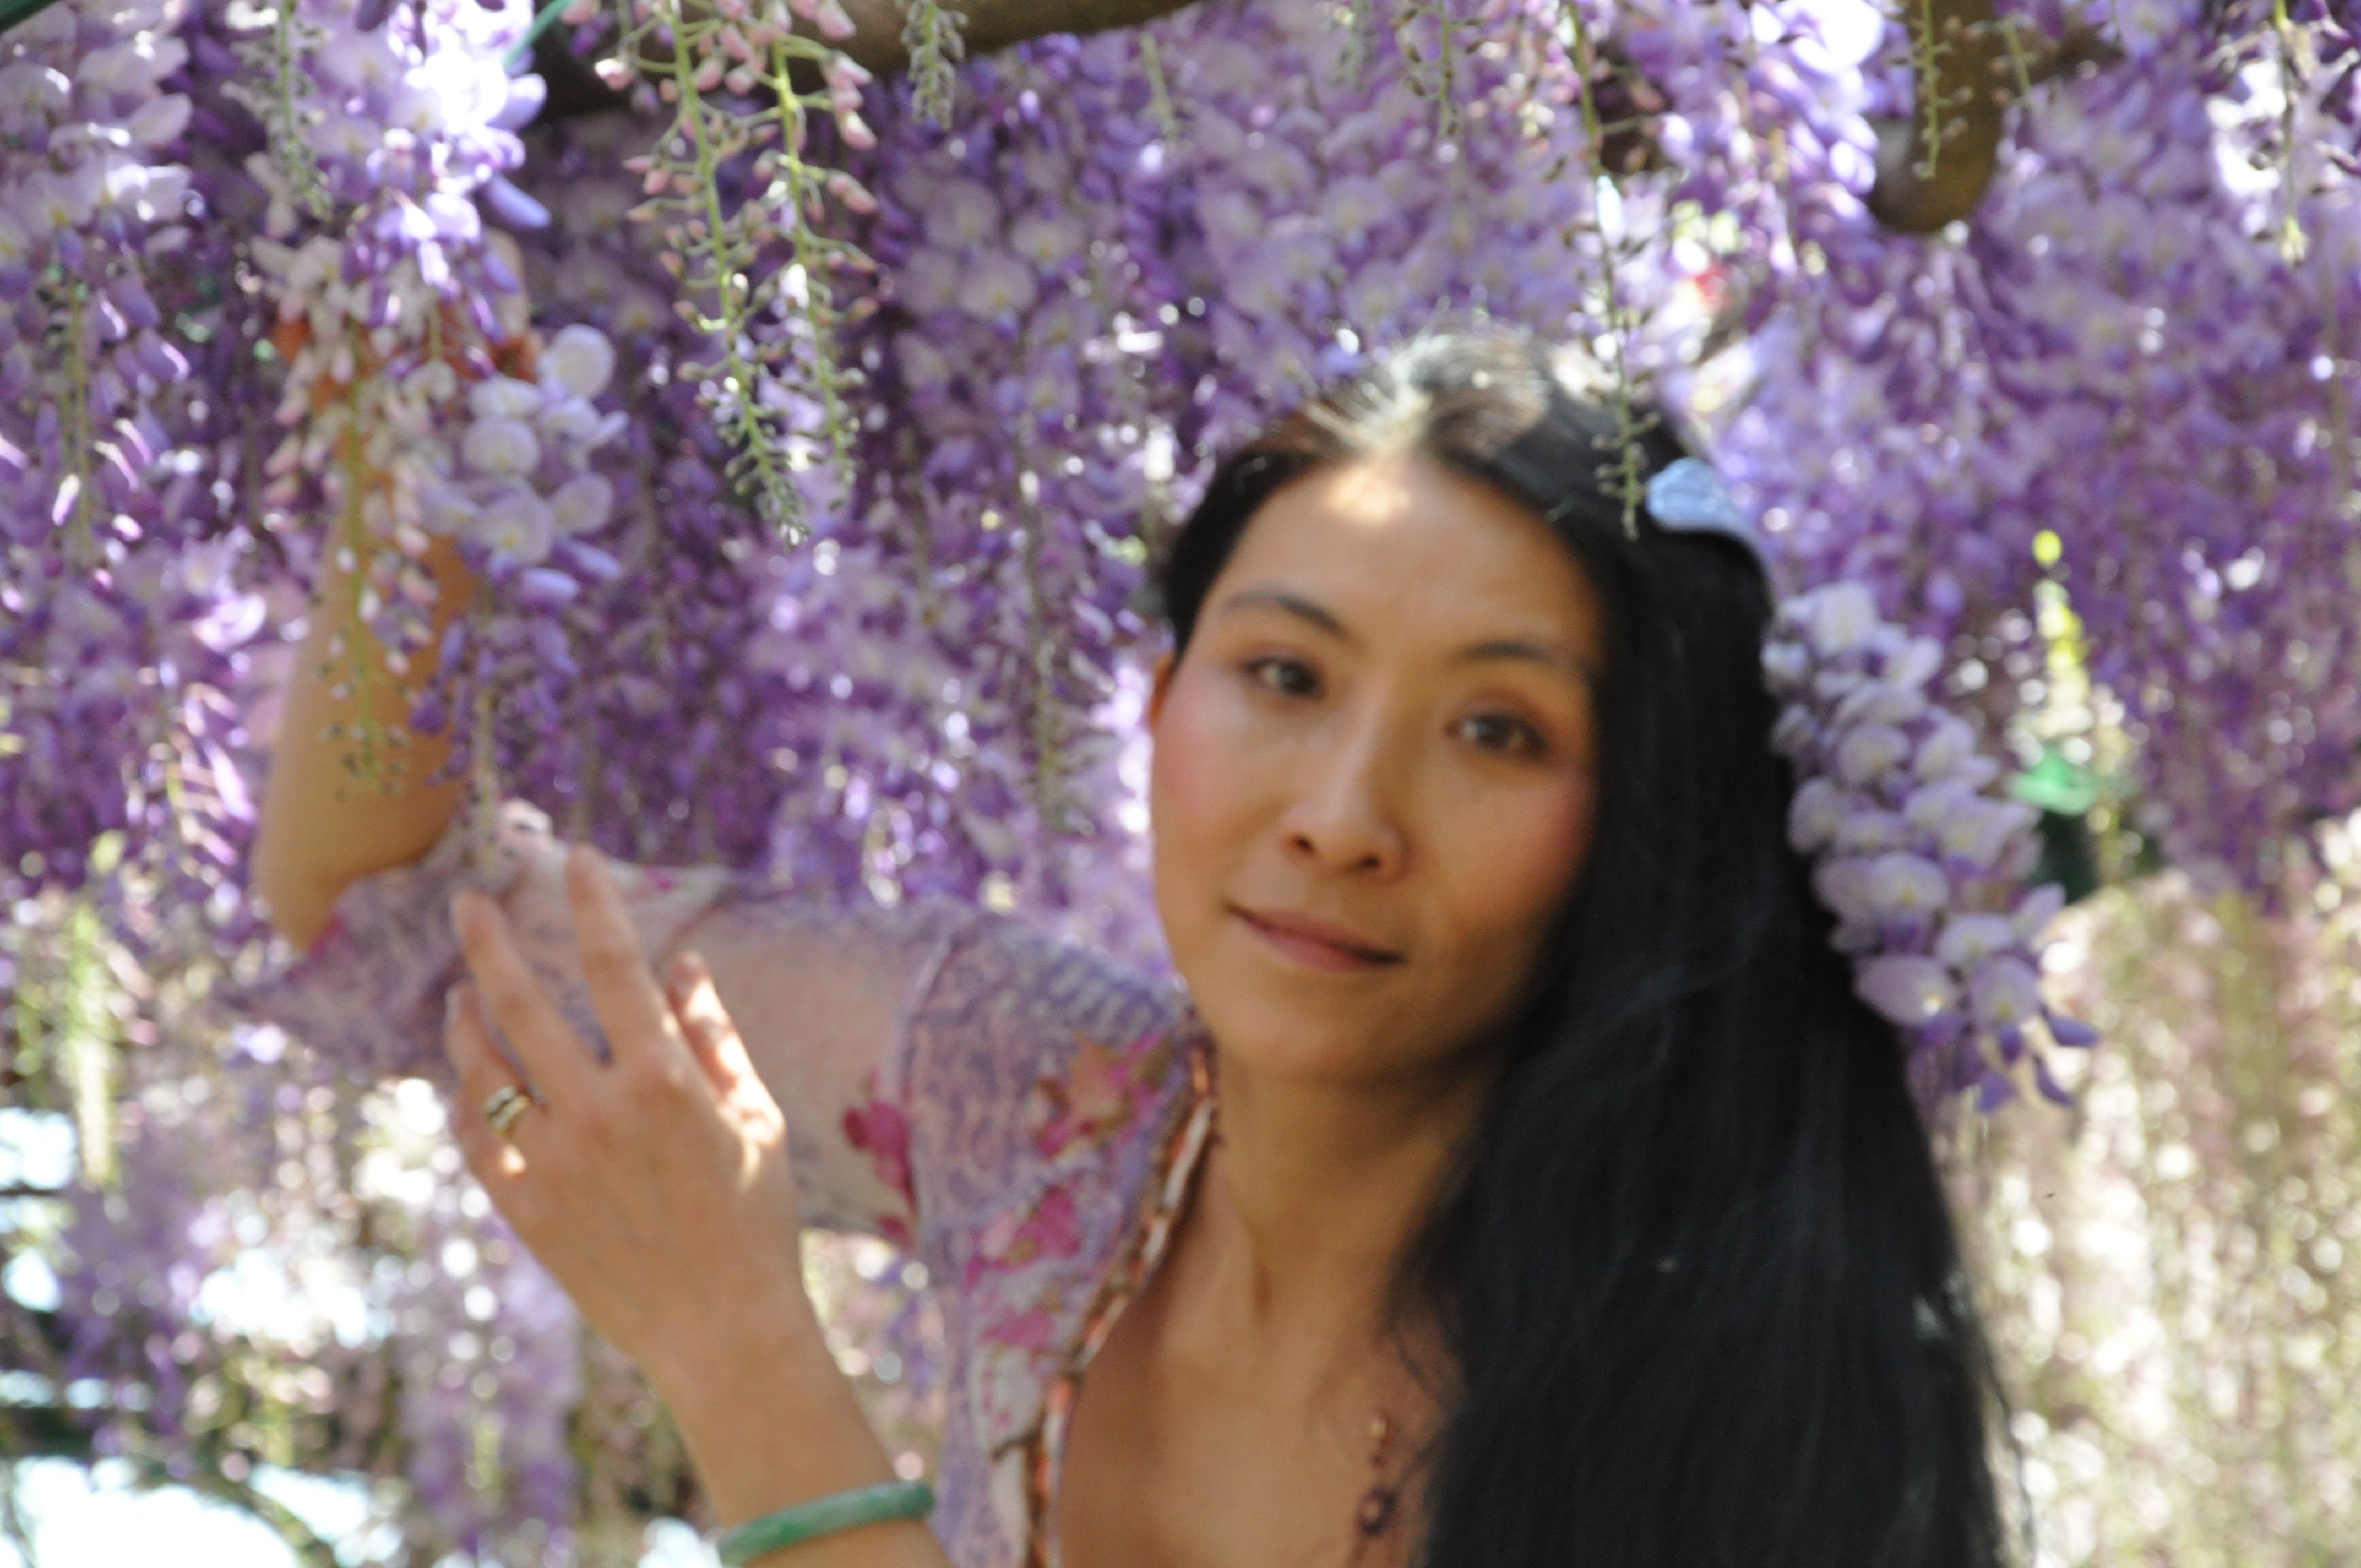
[1279,721,1406,877]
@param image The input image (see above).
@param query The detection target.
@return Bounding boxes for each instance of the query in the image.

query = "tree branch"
[117,1451,346,1568]
[0,1404,346,1568]
[539,0,1206,120]
[1868,5,2123,233]
[1868,0,2006,234]
[0,1306,405,1495]
[830,0,1204,75]
[0,1400,96,1464]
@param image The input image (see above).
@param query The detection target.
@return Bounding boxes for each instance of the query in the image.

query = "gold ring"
[483,1085,535,1141]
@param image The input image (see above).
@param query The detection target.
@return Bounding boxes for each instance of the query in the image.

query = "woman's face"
[1147,449,1608,1089]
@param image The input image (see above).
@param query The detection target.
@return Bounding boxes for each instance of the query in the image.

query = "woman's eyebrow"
[1216,586,1354,642]
[1455,637,1595,680]
[1216,587,1598,685]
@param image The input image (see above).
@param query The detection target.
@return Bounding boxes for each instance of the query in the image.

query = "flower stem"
[61,280,95,569]
[1564,0,1651,534]
[665,13,800,537]
[901,0,969,126]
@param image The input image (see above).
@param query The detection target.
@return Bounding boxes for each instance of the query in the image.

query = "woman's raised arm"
[248,531,477,953]
[240,432,972,1239]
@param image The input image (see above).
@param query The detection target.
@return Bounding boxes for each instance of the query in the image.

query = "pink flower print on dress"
[963,1184,1085,1292]
[1025,1028,1174,1162]
[983,1302,1062,1353]
[842,1075,916,1214]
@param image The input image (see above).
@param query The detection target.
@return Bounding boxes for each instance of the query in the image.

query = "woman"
[248,325,2009,1567]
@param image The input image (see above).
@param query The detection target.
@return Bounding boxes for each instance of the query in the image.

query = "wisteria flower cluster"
[372,1082,586,1559]
[1156,0,1650,460]
[450,110,804,873]
[0,0,273,930]
[785,31,1177,948]
[594,0,886,538]
[232,0,547,780]
[1706,0,2361,891]
[416,322,624,562]
[1767,582,2096,1110]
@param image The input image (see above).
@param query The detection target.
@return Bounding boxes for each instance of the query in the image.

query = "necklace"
[1351,1409,1403,1561]
[1201,1053,1408,1563]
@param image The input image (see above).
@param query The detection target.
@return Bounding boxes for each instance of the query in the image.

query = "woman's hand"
[440,844,814,1386]
[441,848,951,1564]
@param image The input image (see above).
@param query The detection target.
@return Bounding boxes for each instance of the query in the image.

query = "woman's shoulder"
[899,916,1212,1482]
[906,903,1190,1059]
[895,902,1203,1250]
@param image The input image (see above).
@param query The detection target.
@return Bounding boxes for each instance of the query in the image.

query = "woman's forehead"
[1213,451,1604,660]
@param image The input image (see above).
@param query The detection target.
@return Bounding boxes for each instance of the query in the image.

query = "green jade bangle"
[712,1479,937,1566]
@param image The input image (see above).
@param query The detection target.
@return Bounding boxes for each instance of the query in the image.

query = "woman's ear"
[1146,647,1178,734]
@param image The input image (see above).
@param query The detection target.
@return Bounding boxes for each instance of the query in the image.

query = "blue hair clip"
[1644,456,1768,573]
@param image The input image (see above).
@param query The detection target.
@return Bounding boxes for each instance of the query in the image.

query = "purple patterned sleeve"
[227,799,554,1083]
[889,911,1192,1273]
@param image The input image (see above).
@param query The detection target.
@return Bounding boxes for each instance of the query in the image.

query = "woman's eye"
[1459,712,1544,756]
[1243,657,1319,698]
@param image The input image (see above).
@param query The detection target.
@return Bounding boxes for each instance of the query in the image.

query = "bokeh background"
[5,0,2359,1561]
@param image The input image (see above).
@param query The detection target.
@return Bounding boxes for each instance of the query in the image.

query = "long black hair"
[1155,325,2011,1568]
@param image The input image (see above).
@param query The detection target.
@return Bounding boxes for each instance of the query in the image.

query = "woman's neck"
[1168,1042,1490,1402]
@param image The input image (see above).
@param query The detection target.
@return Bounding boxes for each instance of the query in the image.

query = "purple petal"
[483,177,550,231]
[516,568,580,609]
[2046,1012,2100,1048]
[2033,1058,2075,1108]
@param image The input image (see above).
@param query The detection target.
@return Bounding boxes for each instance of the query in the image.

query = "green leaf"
[0,0,63,38]
[2011,747,2096,817]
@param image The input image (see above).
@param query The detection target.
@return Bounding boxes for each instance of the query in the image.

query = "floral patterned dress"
[237,800,1217,1568]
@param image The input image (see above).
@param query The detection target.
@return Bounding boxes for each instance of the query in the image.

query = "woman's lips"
[1232,906,1403,972]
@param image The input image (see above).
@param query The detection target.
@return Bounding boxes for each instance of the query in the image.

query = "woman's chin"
[1188,986,1408,1085]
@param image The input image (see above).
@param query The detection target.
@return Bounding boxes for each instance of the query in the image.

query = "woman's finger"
[565,845,698,1079]
[442,981,549,1169]
[665,951,758,1095]
[451,885,592,1097]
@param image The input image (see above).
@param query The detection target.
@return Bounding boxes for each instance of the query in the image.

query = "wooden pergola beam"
[1868,0,2120,234]
[829,0,1202,75]
[846,2,2120,243]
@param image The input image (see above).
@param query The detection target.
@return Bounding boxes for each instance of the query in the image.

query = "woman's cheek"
[1457,767,1598,950]
[1148,676,1250,941]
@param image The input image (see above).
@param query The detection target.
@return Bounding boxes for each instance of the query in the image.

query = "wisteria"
[483,108,803,869]
[1707,0,2361,891]
[230,0,554,802]
[591,0,884,540]
[0,0,261,916]
[771,28,1176,945]
[898,0,966,125]
[1766,581,2096,1109]
[1963,864,2361,1555]
[6,0,2361,1558]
